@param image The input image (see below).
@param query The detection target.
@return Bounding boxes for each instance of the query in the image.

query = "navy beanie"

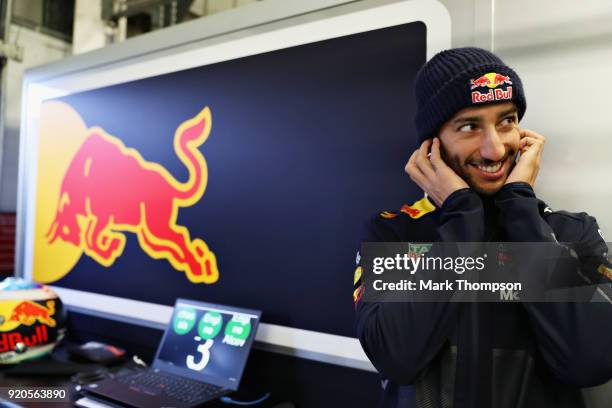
[414,47,526,141]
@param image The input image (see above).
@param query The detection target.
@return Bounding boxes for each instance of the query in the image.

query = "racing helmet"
[0,277,66,364]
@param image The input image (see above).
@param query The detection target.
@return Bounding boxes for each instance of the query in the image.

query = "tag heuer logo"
[408,243,432,259]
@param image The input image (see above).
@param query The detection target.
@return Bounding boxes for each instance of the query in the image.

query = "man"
[354,47,612,407]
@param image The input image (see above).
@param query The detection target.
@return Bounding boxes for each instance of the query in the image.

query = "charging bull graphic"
[10,301,56,327]
[41,104,219,284]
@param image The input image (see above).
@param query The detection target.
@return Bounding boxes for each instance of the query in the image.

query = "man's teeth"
[477,162,502,173]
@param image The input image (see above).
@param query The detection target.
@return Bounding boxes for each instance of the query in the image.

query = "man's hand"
[505,129,545,187]
[405,138,469,206]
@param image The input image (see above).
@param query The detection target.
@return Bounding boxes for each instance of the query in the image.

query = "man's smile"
[467,155,512,182]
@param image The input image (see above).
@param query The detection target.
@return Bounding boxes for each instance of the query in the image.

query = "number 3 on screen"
[186,339,214,371]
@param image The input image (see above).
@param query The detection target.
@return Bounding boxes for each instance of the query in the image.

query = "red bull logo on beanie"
[33,101,219,285]
[470,72,513,104]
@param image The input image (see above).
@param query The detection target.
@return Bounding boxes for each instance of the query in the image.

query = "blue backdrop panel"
[53,21,426,337]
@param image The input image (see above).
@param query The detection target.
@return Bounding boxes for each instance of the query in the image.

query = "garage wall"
[0,24,71,211]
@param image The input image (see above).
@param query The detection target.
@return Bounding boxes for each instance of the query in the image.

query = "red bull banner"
[27,21,427,337]
[35,102,218,284]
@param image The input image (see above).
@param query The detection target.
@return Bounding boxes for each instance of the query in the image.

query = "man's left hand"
[506,129,545,188]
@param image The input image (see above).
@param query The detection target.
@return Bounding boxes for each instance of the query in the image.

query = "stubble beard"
[440,148,518,196]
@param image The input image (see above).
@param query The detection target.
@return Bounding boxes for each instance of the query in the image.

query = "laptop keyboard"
[117,370,224,404]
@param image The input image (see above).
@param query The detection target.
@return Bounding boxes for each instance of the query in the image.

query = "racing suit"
[354,182,612,408]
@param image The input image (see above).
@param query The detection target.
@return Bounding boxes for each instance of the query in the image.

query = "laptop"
[83,299,261,407]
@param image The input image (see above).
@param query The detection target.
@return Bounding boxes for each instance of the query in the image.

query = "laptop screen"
[153,299,261,390]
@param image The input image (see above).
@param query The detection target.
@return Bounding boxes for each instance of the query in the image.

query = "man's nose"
[480,128,506,161]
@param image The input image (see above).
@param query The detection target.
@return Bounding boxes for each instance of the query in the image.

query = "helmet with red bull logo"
[0,278,66,364]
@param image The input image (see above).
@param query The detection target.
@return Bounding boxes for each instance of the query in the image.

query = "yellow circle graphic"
[33,101,88,283]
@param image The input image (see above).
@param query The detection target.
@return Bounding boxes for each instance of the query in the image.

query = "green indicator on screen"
[173,307,197,335]
[222,314,252,347]
[198,311,223,340]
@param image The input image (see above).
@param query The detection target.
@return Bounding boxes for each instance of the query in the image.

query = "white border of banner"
[17,0,450,371]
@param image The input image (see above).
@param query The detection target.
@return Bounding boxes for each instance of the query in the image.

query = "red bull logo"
[399,196,436,220]
[470,72,513,104]
[470,72,512,90]
[0,325,49,353]
[10,300,56,327]
[401,204,421,218]
[41,104,219,284]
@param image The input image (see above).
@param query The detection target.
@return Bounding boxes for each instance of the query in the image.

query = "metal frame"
[16,0,450,370]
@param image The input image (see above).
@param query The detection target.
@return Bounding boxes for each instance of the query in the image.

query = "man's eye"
[458,123,476,132]
[500,116,517,126]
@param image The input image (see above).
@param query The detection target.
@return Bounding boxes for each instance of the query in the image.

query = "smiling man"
[354,48,612,408]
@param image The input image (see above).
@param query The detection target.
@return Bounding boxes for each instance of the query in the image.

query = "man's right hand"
[405,138,469,206]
